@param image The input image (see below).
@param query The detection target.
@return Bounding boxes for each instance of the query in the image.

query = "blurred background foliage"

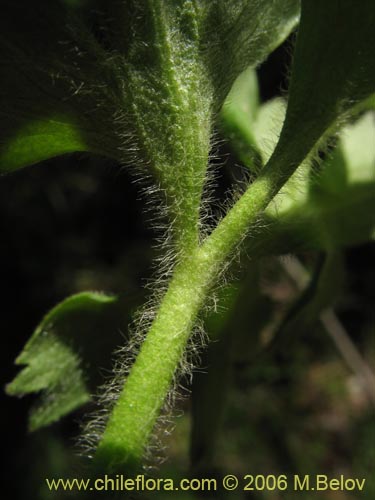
[1,36,374,500]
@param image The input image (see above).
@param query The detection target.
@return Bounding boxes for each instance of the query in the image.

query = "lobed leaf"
[6,292,118,431]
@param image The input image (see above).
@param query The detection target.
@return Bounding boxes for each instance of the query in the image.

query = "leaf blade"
[0,117,89,172]
[270,0,375,175]
[6,292,117,431]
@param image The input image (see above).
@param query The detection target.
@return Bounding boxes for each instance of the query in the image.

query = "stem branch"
[95,149,302,469]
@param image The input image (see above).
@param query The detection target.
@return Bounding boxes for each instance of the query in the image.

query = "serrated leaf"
[6,292,118,431]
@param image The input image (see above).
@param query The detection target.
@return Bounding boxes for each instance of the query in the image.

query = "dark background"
[1,40,374,499]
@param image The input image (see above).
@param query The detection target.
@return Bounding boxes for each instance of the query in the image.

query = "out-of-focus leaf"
[1,118,89,172]
[263,109,375,252]
[267,253,346,359]
[252,98,286,166]
[306,111,375,248]
[221,56,374,252]
[221,68,288,170]
[313,113,375,196]
[220,72,311,216]
[220,68,261,171]
[6,292,119,431]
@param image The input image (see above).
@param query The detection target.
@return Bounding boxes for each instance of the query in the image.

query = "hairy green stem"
[95,147,302,470]
[95,252,212,469]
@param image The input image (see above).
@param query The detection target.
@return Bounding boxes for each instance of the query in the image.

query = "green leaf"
[252,98,287,166]
[267,0,375,177]
[314,112,375,196]
[226,1,374,256]
[6,292,117,431]
[221,71,287,172]
[202,0,300,107]
[220,74,312,216]
[259,112,375,253]
[112,1,214,253]
[0,118,89,172]
[0,0,125,173]
[220,68,262,171]
[0,0,300,255]
[220,63,374,252]
[307,111,375,248]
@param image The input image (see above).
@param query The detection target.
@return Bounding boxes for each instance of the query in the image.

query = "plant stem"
[95,252,212,469]
[95,150,303,470]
